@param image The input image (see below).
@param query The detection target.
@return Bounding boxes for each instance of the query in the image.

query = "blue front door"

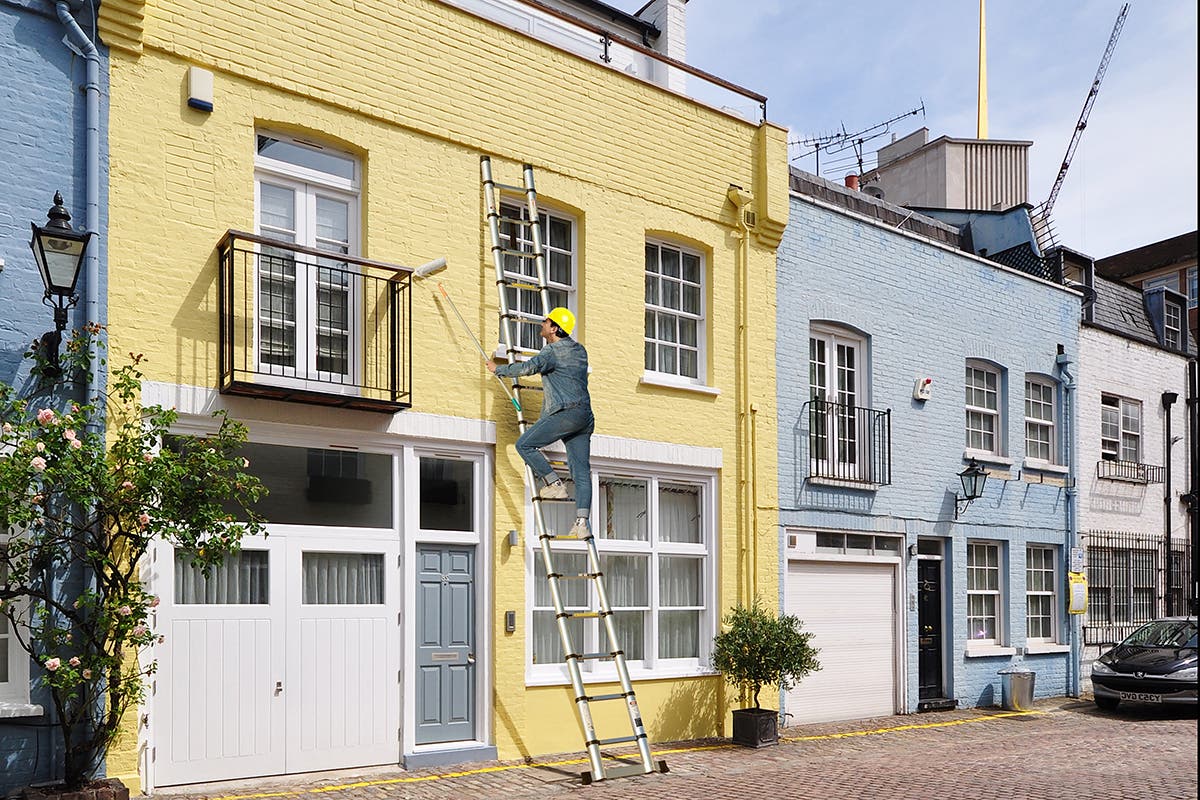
[415,545,475,744]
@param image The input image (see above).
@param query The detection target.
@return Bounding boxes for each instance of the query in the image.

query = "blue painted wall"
[0,0,108,789]
[776,190,1080,717]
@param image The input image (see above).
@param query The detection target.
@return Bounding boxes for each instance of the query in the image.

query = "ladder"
[480,156,667,785]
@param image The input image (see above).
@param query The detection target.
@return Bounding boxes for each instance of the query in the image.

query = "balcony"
[1096,459,1165,484]
[803,399,892,487]
[218,231,413,413]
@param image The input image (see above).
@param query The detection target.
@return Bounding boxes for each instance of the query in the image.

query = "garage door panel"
[785,560,898,724]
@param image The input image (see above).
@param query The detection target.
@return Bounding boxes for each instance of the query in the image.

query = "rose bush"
[0,327,265,788]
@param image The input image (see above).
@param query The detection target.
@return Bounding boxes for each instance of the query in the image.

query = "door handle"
[467,653,476,664]
[275,680,283,695]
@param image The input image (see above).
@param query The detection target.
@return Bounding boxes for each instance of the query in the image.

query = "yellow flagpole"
[977,0,989,139]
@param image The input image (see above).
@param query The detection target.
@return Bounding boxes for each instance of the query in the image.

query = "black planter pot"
[731,707,779,748]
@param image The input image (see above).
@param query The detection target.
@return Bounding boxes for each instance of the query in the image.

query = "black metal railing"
[1096,459,1165,484]
[1082,529,1194,646]
[987,242,1064,284]
[218,231,412,413]
[803,399,892,486]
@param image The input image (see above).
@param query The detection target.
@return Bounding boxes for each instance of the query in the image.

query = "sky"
[612,1,1198,260]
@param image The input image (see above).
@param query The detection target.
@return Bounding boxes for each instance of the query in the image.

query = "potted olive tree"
[712,602,820,747]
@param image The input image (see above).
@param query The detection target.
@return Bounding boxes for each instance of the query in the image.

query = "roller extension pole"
[436,282,521,412]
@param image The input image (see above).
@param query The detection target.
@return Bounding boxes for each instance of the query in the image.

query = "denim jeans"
[515,405,594,514]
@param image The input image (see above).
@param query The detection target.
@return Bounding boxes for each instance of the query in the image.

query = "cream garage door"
[784,560,897,724]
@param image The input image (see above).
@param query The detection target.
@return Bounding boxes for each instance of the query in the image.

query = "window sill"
[963,450,1013,468]
[1024,642,1071,654]
[527,664,716,686]
[1097,473,1149,485]
[1022,459,1068,476]
[964,645,1018,658]
[639,373,720,397]
[0,702,45,719]
[806,476,881,492]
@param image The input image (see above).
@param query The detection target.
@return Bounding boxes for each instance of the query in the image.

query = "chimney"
[844,174,860,191]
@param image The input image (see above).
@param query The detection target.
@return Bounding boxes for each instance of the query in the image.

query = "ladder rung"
[494,247,538,259]
[498,215,533,227]
[492,182,527,193]
[572,652,619,661]
[581,761,668,785]
[540,533,588,541]
[498,279,543,291]
[550,573,601,580]
[532,495,573,503]
[581,693,629,702]
[589,735,641,747]
[559,610,609,619]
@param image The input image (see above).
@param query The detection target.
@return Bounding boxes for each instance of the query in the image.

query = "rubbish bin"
[998,667,1035,711]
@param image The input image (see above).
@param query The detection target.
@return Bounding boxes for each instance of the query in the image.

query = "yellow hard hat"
[546,307,576,336]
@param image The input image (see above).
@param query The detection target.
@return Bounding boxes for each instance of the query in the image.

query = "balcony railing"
[218,231,413,413]
[803,399,892,486]
[1096,459,1164,484]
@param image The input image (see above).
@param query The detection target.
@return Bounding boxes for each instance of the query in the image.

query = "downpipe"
[1056,350,1080,698]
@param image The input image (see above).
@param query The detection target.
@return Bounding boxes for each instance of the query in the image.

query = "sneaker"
[569,518,591,539]
[538,481,569,500]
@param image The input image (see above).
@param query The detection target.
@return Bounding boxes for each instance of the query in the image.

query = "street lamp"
[29,191,91,373]
[955,458,988,519]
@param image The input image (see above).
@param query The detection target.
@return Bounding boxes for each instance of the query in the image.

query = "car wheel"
[1094,696,1119,711]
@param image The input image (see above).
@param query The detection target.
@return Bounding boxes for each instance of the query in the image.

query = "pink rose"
[31,456,47,471]
[121,481,134,490]
[2,422,12,434]
[82,669,93,679]
[150,596,161,608]
[69,657,81,667]
[143,452,154,462]
[117,605,132,617]
[132,624,148,636]
[45,658,61,672]
[138,512,151,527]
[35,442,45,452]
[36,408,56,425]
[63,429,77,441]
[70,439,82,450]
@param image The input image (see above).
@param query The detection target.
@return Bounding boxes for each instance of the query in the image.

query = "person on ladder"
[487,307,593,538]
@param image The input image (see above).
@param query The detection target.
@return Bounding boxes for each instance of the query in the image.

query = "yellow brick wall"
[102,0,785,775]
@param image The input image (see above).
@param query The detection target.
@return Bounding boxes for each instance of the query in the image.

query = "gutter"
[55,0,101,398]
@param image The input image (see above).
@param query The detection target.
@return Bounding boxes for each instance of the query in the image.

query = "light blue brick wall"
[777,193,1080,715]
[1,0,109,789]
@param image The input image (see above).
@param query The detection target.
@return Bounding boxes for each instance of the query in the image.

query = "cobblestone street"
[154,699,1198,800]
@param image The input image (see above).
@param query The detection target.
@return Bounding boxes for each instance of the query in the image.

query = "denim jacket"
[495,337,591,416]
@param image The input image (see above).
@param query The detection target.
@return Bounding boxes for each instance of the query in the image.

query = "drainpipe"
[727,185,755,604]
[1162,392,1179,616]
[1055,347,1079,697]
[55,0,101,399]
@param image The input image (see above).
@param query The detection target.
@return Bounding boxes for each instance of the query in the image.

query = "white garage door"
[784,560,897,724]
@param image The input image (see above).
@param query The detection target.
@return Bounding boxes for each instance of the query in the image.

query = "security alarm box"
[913,376,933,401]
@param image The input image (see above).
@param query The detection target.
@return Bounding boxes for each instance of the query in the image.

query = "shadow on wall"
[974,682,996,708]
[652,676,723,742]
[790,416,877,513]
[1087,477,1148,516]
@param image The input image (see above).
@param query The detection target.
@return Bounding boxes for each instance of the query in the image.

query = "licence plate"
[1118,691,1162,702]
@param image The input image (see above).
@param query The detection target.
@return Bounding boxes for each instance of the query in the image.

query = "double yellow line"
[201,709,1044,800]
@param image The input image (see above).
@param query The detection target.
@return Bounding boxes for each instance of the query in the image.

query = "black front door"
[917,558,944,700]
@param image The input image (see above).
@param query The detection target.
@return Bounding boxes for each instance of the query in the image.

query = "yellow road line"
[199,710,1043,800]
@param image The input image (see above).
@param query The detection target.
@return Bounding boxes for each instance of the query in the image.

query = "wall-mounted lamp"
[955,458,988,519]
[29,192,91,374]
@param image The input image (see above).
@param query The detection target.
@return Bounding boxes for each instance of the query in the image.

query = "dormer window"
[1164,300,1183,350]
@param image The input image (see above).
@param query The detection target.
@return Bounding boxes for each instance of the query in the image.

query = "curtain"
[601,554,647,660]
[659,483,700,543]
[601,478,647,541]
[533,552,587,664]
[302,552,384,604]
[175,550,269,605]
[659,556,700,658]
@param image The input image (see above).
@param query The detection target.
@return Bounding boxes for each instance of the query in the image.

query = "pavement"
[151,698,1198,800]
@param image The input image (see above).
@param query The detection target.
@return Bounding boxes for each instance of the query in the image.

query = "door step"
[916,698,957,712]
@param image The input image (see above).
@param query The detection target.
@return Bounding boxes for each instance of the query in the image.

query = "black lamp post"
[955,458,988,519]
[29,191,91,374]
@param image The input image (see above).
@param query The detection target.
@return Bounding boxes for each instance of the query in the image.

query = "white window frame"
[1,541,33,707]
[1023,376,1057,464]
[966,541,1003,646]
[1025,545,1058,643]
[965,361,1003,456]
[1164,299,1183,350]
[809,324,867,478]
[1188,267,1197,309]
[496,200,577,356]
[253,131,362,386]
[644,239,706,386]
[1100,394,1141,463]
[526,464,716,684]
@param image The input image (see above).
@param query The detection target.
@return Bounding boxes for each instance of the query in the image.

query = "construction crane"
[1031,3,1130,251]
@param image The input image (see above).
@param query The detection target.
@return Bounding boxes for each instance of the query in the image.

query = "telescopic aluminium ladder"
[480,156,668,785]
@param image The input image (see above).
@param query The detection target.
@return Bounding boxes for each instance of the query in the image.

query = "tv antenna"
[790,103,926,179]
[1031,3,1129,251]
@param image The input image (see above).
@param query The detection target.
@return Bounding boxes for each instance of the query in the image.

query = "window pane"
[533,612,583,665]
[535,552,588,607]
[659,557,701,606]
[302,552,384,604]
[602,611,645,661]
[175,550,269,604]
[659,483,701,543]
[659,610,700,659]
[600,479,648,540]
[420,457,474,531]
[601,555,649,606]
[257,135,355,180]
